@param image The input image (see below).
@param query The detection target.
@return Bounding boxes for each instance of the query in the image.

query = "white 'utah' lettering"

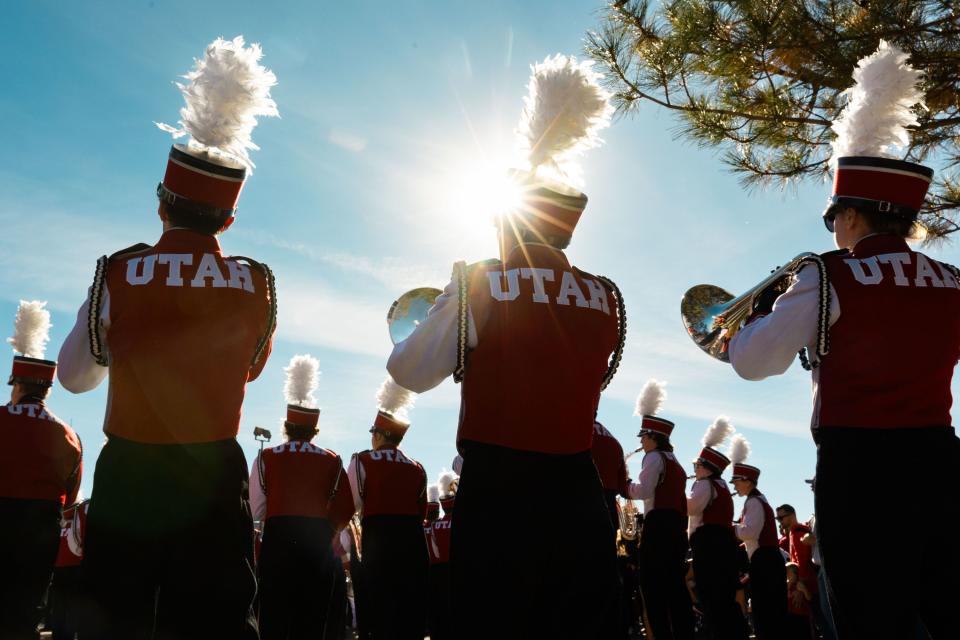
[844,252,958,289]
[487,268,609,314]
[124,254,256,292]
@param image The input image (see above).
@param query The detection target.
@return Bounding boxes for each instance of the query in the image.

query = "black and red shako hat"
[159,145,247,215]
[696,446,731,473]
[9,355,56,386]
[730,463,760,483]
[829,156,933,219]
[286,404,320,429]
[637,415,675,438]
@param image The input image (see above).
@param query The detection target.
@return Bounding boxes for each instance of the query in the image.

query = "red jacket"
[458,245,619,454]
[591,422,628,494]
[103,229,274,444]
[260,441,354,529]
[0,399,81,505]
[431,514,452,564]
[55,500,89,568]
[817,234,960,429]
[354,446,427,519]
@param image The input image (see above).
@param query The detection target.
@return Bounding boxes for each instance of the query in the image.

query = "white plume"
[634,379,666,417]
[728,434,751,465]
[702,416,734,449]
[8,300,52,359]
[830,41,924,164]
[283,355,319,408]
[438,469,459,498]
[376,376,416,422]
[427,484,440,503]
[517,54,613,185]
[156,36,279,170]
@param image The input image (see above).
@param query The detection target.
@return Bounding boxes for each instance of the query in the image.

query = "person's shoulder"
[108,243,154,261]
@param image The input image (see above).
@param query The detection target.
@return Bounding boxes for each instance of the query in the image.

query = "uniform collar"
[9,396,45,407]
[155,228,223,254]
[850,233,909,258]
[505,242,570,267]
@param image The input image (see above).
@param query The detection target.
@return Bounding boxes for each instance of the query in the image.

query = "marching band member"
[0,301,82,639]
[423,483,441,640]
[48,497,90,640]
[688,418,748,640]
[387,54,625,640]
[592,418,630,530]
[347,377,428,639]
[249,355,354,640]
[729,436,785,640]
[57,36,278,638]
[727,42,958,639]
[429,470,458,640]
[625,380,694,640]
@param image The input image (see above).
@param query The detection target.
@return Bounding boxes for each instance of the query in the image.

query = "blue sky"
[4,0,955,521]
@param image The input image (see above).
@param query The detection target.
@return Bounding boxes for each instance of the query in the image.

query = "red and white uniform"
[0,400,81,506]
[431,514,452,564]
[591,421,629,495]
[55,501,89,568]
[730,235,960,429]
[57,228,274,444]
[347,446,427,518]
[735,491,778,559]
[688,477,734,534]
[626,450,687,515]
[249,441,354,530]
[388,243,618,454]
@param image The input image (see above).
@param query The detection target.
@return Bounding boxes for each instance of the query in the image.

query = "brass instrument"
[680,253,816,361]
[387,287,443,344]
[618,447,644,541]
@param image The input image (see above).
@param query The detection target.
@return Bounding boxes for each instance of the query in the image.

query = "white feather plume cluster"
[427,484,440,503]
[376,376,416,422]
[702,416,734,449]
[728,434,751,465]
[830,40,924,164]
[156,36,279,170]
[438,469,459,499]
[8,300,52,359]
[283,354,319,408]
[516,54,613,186]
[634,379,666,417]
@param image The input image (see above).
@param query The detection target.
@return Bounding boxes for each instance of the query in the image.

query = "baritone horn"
[618,447,644,541]
[680,253,816,362]
[387,287,443,344]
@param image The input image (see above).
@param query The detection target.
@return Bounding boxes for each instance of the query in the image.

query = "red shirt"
[260,441,354,529]
[458,245,619,454]
[591,422,628,494]
[0,400,81,505]
[354,446,427,519]
[103,229,274,444]
[788,523,818,594]
[817,234,960,429]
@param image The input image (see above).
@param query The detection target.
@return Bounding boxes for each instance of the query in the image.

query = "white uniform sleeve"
[735,497,763,542]
[347,455,365,514]
[57,286,111,393]
[386,275,479,393]
[687,479,712,517]
[728,264,840,381]
[625,452,662,501]
[248,453,267,522]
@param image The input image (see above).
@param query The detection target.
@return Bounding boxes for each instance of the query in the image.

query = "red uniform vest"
[354,447,426,519]
[651,451,687,515]
[0,400,81,505]
[458,245,619,454]
[103,229,273,444]
[591,422,628,494]
[424,523,439,565]
[55,501,88,568]
[700,477,734,529]
[817,234,960,429]
[260,441,353,528]
[742,491,778,549]
[431,514,452,564]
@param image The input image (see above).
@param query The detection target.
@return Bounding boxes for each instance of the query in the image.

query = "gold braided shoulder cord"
[794,255,831,371]
[88,256,109,367]
[251,262,277,368]
[453,261,468,384]
[596,275,626,391]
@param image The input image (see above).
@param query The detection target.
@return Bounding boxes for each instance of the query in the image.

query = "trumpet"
[680,253,816,361]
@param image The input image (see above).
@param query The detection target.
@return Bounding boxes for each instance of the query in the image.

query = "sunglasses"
[822,205,840,233]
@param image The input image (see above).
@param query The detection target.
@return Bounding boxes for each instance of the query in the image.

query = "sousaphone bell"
[387,287,443,344]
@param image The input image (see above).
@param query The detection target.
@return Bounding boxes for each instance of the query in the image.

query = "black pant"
[48,565,88,640]
[258,516,336,640]
[82,436,257,640]
[323,556,347,640]
[747,546,785,640]
[0,497,60,640]
[451,443,618,640]
[358,515,428,639]
[638,509,694,640]
[428,562,453,640]
[815,426,959,639]
[690,525,748,640]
